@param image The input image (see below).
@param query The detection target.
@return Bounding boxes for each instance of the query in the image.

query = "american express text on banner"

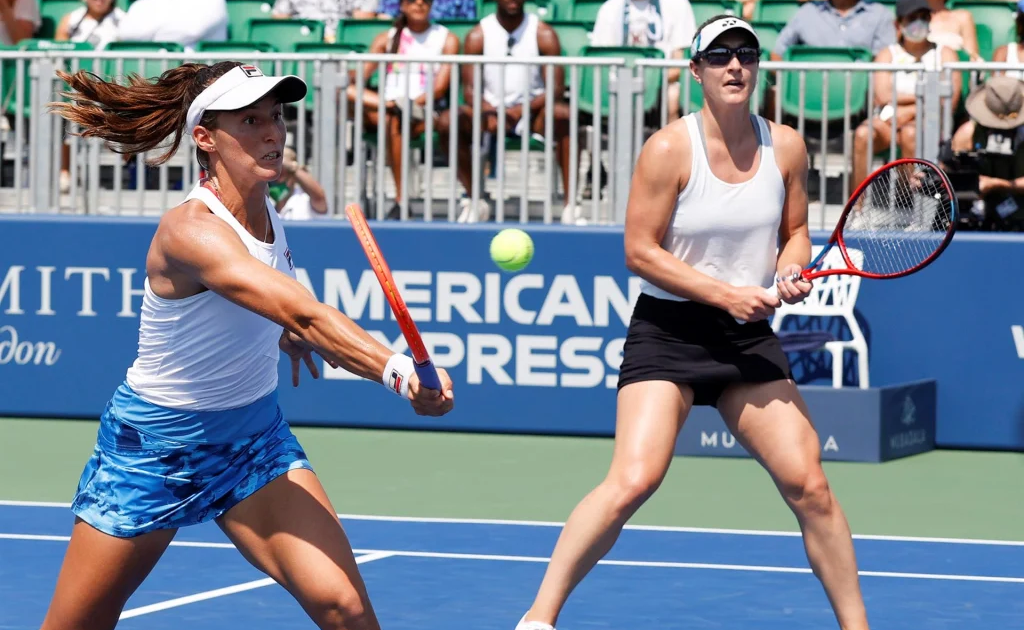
[0,216,1022,451]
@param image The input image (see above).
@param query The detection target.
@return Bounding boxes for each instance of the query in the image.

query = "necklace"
[204,176,269,243]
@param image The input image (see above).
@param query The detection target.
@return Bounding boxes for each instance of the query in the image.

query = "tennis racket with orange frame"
[345,203,442,391]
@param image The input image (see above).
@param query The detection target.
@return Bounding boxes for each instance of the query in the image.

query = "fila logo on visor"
[241,65,263,78]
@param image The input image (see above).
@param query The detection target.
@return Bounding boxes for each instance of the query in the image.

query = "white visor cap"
[186,64,307,135]
[690,16,760,57]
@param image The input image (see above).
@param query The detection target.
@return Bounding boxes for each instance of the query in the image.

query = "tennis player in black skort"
[515,15,872,630]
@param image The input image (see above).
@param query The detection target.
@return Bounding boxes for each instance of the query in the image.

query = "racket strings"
[842,162,954,276]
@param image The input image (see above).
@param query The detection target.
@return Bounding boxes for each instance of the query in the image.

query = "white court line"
[0,533,235,549]
[2,499,1023,547]
[3,533,1022,585]
[117,551,394,620]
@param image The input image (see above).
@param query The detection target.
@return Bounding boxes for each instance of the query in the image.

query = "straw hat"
[965,76,1024,130]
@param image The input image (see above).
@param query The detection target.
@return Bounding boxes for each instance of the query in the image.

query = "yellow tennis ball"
[490,228,534,272]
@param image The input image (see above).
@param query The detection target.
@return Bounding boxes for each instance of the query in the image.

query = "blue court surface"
[2,500,1022,629]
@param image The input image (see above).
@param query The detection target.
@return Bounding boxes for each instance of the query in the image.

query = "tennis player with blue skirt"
[516,15,871,630]
[41,62,454,630]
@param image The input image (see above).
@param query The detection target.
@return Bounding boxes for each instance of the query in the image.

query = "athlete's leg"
[216,469,381,630]
[522,380,694,627]
[717,380,869,630]
[40,519,176,630]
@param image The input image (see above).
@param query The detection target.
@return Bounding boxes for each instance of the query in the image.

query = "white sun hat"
[186,64,307,135]
[690,16,760,57]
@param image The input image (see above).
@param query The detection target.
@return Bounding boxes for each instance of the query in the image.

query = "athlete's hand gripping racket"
[759,157,957,307]
[345,204,443,391]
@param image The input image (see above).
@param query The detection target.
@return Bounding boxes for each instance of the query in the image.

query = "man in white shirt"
[590,0,696,121]
[0,0,40,46]
[116,0,228,51]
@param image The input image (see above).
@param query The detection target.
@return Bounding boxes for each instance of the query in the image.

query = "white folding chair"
[771,246,870,389]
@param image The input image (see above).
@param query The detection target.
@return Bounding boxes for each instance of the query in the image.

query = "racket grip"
[415,360,443,392]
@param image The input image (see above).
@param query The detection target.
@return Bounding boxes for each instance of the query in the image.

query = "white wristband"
[382,354,415,397]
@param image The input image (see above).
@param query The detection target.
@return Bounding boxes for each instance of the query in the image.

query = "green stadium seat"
[37,0,83,39]
[225,0,276,41]
[754,0,803,24]
[249,18,326,50]
[101,41,185,83]
[194,41,278,75]
[975,22,993,62]
[548,20,593,56]
[1,40,94,116]
[750,20,786,57]
[293,42,365,107]
[336,18,390,51]
[577,45,663,117]
[948,1,1015,54]
[689,0,744,26]
[778,45,872,121]
[569,0,604,21]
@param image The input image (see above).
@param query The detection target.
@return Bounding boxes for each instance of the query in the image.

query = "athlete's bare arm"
[623,125,777,321]
[771,122,812,273]
[147,202,452,409]
[768,123,814,304]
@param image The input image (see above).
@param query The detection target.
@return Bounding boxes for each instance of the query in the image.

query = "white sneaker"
[515,614,556,630]
[560,204,588,226]
[457,197,491,223]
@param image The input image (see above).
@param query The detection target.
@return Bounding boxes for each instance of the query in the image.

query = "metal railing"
[1,49,1018,227]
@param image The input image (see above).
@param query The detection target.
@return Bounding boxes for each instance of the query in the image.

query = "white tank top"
[888,43,945,95]
[383,24,450,102]
[125,183,295,411]
[481,14,545,108]
[639,113,785,301]
[1007,44,1024,81]
[65,6,126,50]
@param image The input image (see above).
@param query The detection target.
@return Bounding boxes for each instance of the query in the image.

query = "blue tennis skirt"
[71,385,313,538]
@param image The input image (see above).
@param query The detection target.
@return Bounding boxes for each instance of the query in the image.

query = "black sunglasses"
[700,46,760,67]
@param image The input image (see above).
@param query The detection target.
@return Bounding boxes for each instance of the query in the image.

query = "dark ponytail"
[390,12,408,55]
[49,60,242,166]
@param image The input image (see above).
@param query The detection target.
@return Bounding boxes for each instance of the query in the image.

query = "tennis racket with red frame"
[345,203,442,391]
[769,157,958,296]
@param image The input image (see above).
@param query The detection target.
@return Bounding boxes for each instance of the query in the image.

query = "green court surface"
[1,417,1021,542]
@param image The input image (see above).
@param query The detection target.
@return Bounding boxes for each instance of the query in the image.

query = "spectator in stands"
[590,0,697,122]
[436,0,580,224]
[378,0,475,20]
[55,0,125,50]
[989,0,1024,79]
[272,147,329,219]
[924,0,980,60]
[771,0,895,60]
[852,0,959,189]
[55,0,128,192]
[951,0,1024,149]
[348,0,460,219]
[272,0,380,44]
[0,0,40,46]
[951,76,1024,230]
[117,0,228,52]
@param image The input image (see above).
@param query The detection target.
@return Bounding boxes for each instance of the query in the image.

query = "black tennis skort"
[617,293,794,407]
